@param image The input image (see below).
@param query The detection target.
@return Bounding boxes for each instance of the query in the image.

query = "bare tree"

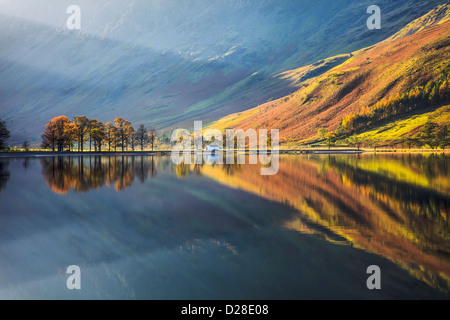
[22,141,30,152]
[135,124,149,151]
[105,122,117,152]
[114,118,134,151]
[129,132,138,151]
[73,116,90,152]
[148,128,157,151]
[91,120,106,152]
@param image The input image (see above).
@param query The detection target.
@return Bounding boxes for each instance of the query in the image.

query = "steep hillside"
[389,3,450,40]
[0,0,444,144]
[209,5,450,145]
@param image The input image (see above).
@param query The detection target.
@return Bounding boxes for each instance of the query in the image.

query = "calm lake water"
[0,153,449,299]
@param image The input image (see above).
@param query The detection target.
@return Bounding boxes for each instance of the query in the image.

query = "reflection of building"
[41,156,157,194]
[205,144,221,163]
[205,144,221,154]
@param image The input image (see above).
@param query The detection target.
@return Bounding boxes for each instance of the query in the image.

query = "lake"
[0,153,449,299]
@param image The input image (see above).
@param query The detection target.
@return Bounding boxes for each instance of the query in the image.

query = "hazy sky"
[0,0,72,26]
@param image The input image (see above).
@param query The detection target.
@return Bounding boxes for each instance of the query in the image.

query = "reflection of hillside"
[41,156,157,194]
[199,154,450,292]
[0,160,10,192]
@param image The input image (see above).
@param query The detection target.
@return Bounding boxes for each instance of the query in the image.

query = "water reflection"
[0,159,10,192]
[11,153,450,294]
[196,153,450,292]
[41,156,157,194]
[40,156,243,188]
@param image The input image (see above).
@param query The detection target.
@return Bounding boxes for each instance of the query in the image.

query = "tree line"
[337,71,449,135]
[319,68,450,149]
[320,120,449,150]
[41,116,159,152]
[335,70,450,137]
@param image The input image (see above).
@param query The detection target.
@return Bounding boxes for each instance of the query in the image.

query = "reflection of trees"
[135,156,149,183]
[41,156,157,194]
[222,163,243,176]
[327,155,450,290]
[22,158,30,169]
[172,161,243,178]
[337,162,449,220]
[175,163,189,178]
[198,154,450,292]
[0,159,11,192]
[173,162,206,178]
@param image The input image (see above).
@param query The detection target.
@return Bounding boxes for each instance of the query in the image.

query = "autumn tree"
[418,121,439,149]
[350,136,363,150]
[65,121,77,151]
[105,122,117,152]
[41,116,73,151]
[114,118,133,151]
[346,136,361,150]
[158,133,170,148]
[90,120,106,152]
[318,128,328,141]
[403,137,418,150]
[367,137,380,151]
[73,116,90,152]
[87,119,99,151]
[129,132,138,151]
[135,124,149,151]
[148,128,157,151]
[128,125,136,151]
[0,118,10,150]
[436,124,449,149]
[326,132,335,150]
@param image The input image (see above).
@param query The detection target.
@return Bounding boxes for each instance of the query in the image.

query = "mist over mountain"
[0,0,444,144]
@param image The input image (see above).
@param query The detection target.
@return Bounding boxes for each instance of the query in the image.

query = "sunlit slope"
[197,154,450,292]
[351,104,450,144]
[209,9,450,144]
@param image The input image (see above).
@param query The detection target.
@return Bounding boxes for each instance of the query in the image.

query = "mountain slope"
[389,3,450,40]
[0,0,444,144]
[209,5,450,144]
